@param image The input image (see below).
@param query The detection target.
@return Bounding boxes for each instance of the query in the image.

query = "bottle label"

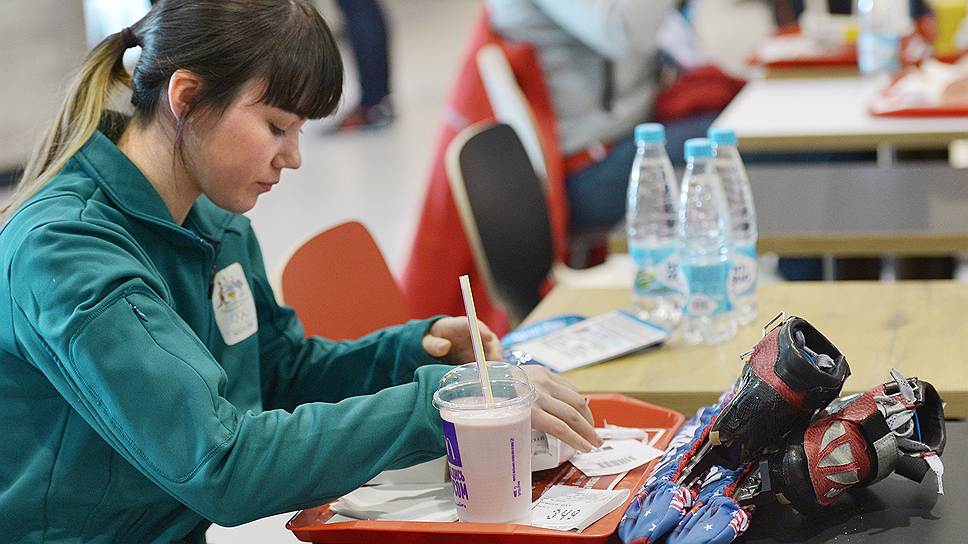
[858,32,900,74]
[682,262,731,317]
[729,244,757,301]
[630,244,682,297]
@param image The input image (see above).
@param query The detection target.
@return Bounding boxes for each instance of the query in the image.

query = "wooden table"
[524,282,968,418]
[712,76,968,161]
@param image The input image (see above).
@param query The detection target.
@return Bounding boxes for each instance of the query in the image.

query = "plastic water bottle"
[626,123,683,330]
[856,0,912,75]
[678,138,736,345]
[709,128,757,326]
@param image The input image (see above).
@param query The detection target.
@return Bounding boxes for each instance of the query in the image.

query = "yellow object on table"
[524,282,968,418]
[932,0,968,57]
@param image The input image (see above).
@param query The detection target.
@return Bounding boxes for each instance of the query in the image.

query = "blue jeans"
[336,0,390,108]
[565,112,718,230]
[564,111,878,280]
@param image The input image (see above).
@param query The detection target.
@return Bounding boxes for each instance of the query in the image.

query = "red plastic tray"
[749,25,967,71]
[747,25,857,69]
[869,68,968,117]
[869,105,968,117]
[286,394,684,543]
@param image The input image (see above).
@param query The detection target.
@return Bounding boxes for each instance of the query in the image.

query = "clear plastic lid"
[433,362,536,412]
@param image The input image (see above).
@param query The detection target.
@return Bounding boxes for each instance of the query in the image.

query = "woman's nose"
[273,135,302,170]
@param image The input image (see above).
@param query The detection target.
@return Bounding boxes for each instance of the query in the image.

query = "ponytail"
[1,30,132,223]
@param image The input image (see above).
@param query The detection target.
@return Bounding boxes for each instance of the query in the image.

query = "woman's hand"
[422,317,502,363]
[523,365,603,453]
[423,318,601,452]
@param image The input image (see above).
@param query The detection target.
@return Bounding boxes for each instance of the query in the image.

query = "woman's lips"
[256,181,278,193]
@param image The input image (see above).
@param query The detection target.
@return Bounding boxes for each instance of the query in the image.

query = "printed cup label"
[442,419,468,506]
[511,436,522,498]
[442,419,463,467]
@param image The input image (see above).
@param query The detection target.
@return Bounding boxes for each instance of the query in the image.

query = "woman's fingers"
[531,405,596,453]
[421,334,452,358]
[545,375,595,425]
[478,322,503,360]
[547,371,579,392]
[525,365,595,426]
[520,364,601,450]
[534,392,602,451]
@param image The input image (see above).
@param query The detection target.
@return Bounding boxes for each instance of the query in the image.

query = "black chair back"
[447,123,554,323]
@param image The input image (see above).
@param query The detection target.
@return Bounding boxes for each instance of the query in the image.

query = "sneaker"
[335,96,394,131]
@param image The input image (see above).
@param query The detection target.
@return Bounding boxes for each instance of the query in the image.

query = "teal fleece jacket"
[0,130,450,542]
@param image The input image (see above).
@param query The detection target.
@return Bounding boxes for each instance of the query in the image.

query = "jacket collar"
[75,130,235,243]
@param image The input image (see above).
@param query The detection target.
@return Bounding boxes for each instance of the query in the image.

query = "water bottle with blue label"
[626,123,682,331]
[678,138,736,345]
[857,0,912,75]
[709,128,757,325]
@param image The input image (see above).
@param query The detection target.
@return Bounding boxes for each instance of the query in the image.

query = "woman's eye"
[269,124,286,136]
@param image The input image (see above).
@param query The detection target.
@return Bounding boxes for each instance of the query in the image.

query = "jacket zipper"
[206,240,222,297]
[202,238,221,345]
[128,301,148,322]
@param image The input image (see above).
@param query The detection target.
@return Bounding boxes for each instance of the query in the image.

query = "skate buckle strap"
[890,368,917,403]
[740,311,788,361]
[871,432,899,483]
[733,459,778,507]
[674,430,716,486]
[924,453,945,495]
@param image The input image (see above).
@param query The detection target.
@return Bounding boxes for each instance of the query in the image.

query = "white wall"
[82,0,151,47]
[691,0,777,78]
[0,0,87,171]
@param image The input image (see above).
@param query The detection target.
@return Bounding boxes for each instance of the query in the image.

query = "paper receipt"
[530,485,630,532]
[569,439,663,477]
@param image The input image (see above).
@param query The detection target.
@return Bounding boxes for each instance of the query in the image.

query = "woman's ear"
[167,69,204,121]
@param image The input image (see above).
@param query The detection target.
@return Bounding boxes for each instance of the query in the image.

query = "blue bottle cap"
[707,127,737,146]
[634,123,666,144]
[684,138,714,159]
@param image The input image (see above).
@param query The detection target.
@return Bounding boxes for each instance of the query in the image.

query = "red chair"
[401,9,568,336]
[279,221,409,340]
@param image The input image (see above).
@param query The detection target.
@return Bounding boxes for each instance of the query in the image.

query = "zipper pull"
[130,304,148,323]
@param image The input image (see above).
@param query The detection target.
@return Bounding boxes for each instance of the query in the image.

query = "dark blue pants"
[336,0,390,108]
[565,112,718,230]
[563,111,882,281]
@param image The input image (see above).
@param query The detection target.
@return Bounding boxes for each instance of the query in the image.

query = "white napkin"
[330,484,458,522]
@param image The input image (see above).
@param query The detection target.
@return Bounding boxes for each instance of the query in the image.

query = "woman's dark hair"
[3,0,343,222]
[135,0,342,125]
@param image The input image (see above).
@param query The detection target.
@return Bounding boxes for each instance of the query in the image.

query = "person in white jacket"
[487,0,709,232]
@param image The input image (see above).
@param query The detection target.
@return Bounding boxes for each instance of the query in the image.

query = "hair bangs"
[256,5,342,120]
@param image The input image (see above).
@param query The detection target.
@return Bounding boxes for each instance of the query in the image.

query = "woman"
[0,1,599,541]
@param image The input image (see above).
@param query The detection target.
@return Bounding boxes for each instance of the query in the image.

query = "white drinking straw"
[459,275,494,404]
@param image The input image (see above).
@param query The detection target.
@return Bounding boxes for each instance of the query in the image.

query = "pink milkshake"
[434,362,536,524]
